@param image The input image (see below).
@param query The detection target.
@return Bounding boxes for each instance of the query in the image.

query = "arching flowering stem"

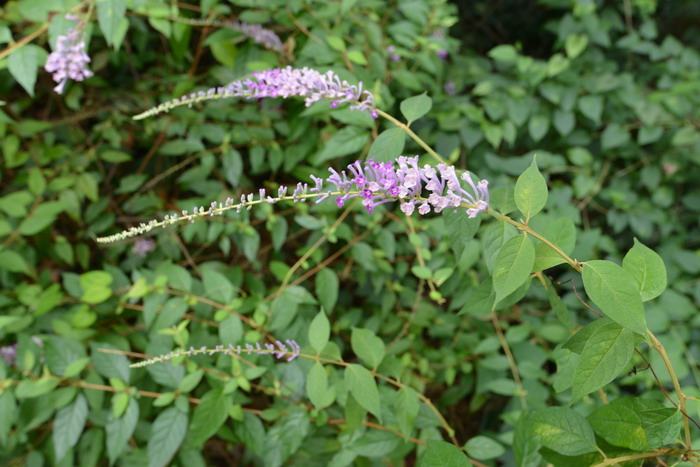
[133,66,377,120]
[96,157,489,244]
[129,340,301,368]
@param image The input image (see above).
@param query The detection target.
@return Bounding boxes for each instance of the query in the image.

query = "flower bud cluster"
[44,14,93,94]
[133,66,376,119]
[129,339,301,368]
[229,20,284,52]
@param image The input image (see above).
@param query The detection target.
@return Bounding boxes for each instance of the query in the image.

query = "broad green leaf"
[308,310,330,354]
[565,34,589,58]
[533,217,576,271]
[400,93,432,122]
[482,220,518,273]
[8,45,42,96]
[15,376,60,398]
[312,126,369,164]
[622,239,667,301]
[80,271,113,305]
[493,234,535,303]
[53,394,88,462]
[90,343,130,383]
[351,328,385,369]
[529,407,598,456]
[465,436,505,460]
[443,209,480,260]
[587,397,682,451]
[349,430,401,458]
[315,268,339,312]
[514,413,543,467]
[553,109,575,136]
[528,114,550,142]
[105,398,139,465]
[147,407,188,467]
[582,260,647,335]
[187,388,232,447]
[45,336,87,377]
[19,200,65,235]
[97,0,126,48]
[578,95,603,125]
[395,386,420,438]
[201,269,235,303]
[306,362,335,409]
[488,44,518,62]
[571,322,635,401]
[345,364,381,422]
[418,440,471,467]
[515,158,548,219]
[0,249,33,276]
[368,128,406,162]
[0,391,17,446]
[547,280,575,328]
[601,123,630,150]
[563,318,613,354]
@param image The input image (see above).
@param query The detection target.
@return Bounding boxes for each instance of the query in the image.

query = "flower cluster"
[229,20,284,52]
[97,157,489,244]
[1,337,44,366]
[129,340,301,368]
[133,66,377,120]
[44,14,93,94]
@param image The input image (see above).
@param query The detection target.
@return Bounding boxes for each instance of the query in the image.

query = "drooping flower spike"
[129,340,301,368]
[133,66,377,120]
[96,156,488,244]
[44,14,93,94]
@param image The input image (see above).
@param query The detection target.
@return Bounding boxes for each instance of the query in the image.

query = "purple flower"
[436,49,449,60]
[98,157,489,243]
[134,66,377,120]
[386,45,400,62]
[229,20,284,52]
[44,15,93,94]
[1,344,17,366]
[444,81,456,95]
[132,238,156,257]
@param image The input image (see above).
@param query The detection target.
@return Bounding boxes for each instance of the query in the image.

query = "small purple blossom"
[444,81,456,95]
[132,238,156,257]
[386,45,400,62]
[44,15,93,94]
[134,66,377,120]
[229,20,284,52]
[436,49,449,60]
[1,344,17,366]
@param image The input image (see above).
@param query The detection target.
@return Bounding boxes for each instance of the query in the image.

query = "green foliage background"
[1,0,699,465]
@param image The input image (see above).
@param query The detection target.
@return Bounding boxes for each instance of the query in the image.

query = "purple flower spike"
[134,66,377,120]
[44,15,93,94]
[228,20,284,52]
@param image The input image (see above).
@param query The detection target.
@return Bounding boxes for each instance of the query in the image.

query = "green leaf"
[53,394,88,462]
[0,249,33,276]
[529,407,598,456]
[15,376,60,398]
[488,44,518,62]
[400,93,432,122]
[45,336,87,377]
[443,209,480,260]
[601,123,631,150]
[622,239,667,302]
[351,328,385,369]
[105,397,138,465]
[395,386,420,438]
[187,388,232,447]
[345,364,381,422]
[308,310,330,354]
[315,268,339,313]
[587,397,682,451]
[201,268,236,303]
[553,109,575,136]
[19,200,65,235]
[563,318,613,354]
[493,234,535,303]
[80,271,113,305]
[514,413,543,467]
[578,95,603,125]
[582,260,647,335]
[418,440,471,467]
[533,217,576,271]
[465,436,506,460]
[312,126,369,164]
[326,35,346,51]
[350,429,400,458]
[306,362,335,409]
[368,128,406,162]
[515,157,548,219]
[147,407,188,467]
[565,34,589,58]
[91,343,131,383]
[97,0,127,48]
[571,322,635,401]
[528,113,550,142]
[8,45,42,96]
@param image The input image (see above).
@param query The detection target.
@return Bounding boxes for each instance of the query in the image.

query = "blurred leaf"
[147,407,188,467]
[368,128,405,162]
[345,364,381,422]
[400,93,432,122]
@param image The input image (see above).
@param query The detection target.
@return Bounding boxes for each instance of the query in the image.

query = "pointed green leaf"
[395,386,420,438]
[443,209,480,260]
[53,394,88,462]
[418,440,471,467]
[563,318,613,354]
[533,217,576,271]
[315,268,339,312]
[582,260,647,335]
[106,398,139,465]
[96,0,126,48]
[400,93,432,122]
[529,407,598,456]
[571,322,635,401]
[187,388,232,447]
[493,234,535,303]
[368,128,406,162]
[8,45,42,96]
[351,328,385,369]
[515,158,548,219]
[622,239,667,302]
[345,364,381,422]
[147,407,188,467]
[308,309,330,354]
[307,362,335,409]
